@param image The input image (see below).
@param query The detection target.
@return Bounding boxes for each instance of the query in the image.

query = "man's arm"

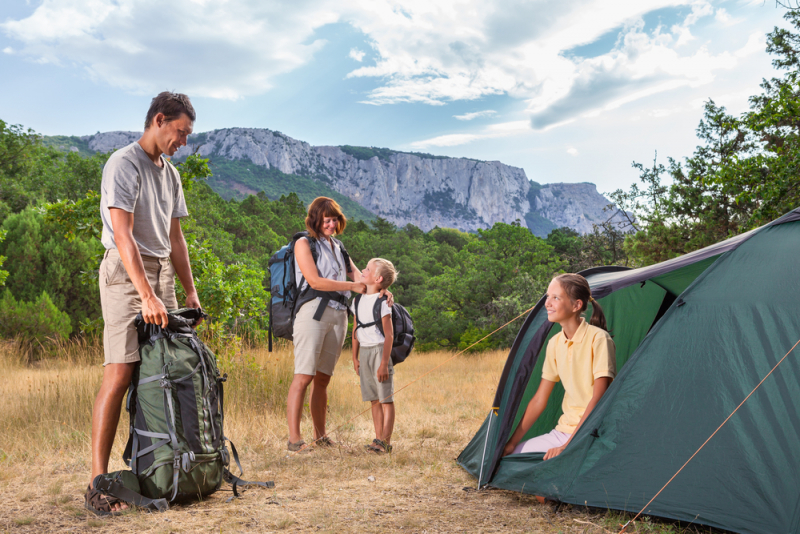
[109,208,168,328]
[169,217,201,312]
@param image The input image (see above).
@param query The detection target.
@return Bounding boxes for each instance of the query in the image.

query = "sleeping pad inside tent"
[458,208,800,534]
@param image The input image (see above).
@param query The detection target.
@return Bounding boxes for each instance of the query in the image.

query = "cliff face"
[171,128,530,232]
[534,183,617,235]
[79,128,622,235]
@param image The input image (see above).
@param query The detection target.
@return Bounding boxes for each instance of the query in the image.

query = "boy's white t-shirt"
[352,293,392,347]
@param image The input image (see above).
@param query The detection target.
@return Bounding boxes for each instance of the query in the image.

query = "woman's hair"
[305,197,347,239]
[553,273,609,332]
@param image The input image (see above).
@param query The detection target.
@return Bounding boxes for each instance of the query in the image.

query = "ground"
[0,342,711,533]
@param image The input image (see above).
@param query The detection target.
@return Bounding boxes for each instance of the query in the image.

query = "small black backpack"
[353,294,415,365]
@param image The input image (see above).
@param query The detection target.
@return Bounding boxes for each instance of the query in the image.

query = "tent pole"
[477,407,497,489]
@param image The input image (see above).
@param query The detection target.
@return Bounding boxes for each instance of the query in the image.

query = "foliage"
[0,289,72,344]
[203,157,376,221]
[0,208,102,332]
[411,222,561,349]
[339,145,454,161]
[0,229,7,287]
[610,11,800,266]
[183,235,269,331]
[18,16,800,350]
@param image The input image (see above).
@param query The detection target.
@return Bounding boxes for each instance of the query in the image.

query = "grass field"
[0,341,715,533]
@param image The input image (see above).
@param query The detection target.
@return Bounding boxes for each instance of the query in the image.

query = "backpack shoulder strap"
[291,231,319,265]
[373,296,387,338]
[332,237,353,274]
[354,294,381,331]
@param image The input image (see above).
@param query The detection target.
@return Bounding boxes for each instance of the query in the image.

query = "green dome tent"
[458,208,800,534]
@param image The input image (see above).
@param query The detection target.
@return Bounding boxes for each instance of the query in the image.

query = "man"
[84,92,201,516]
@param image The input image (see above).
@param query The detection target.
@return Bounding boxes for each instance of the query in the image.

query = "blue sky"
[0,0,789,196]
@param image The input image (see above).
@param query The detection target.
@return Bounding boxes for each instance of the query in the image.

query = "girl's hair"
[553,273,609,332]
[305,197,347,239]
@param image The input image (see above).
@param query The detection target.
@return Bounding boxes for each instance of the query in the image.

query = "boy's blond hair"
[371,258,398,289]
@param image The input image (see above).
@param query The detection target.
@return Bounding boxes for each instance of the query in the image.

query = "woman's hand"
[351,282,366,294]
[502,442,517,457]
[379,288,394,306]
[544,444,567,460]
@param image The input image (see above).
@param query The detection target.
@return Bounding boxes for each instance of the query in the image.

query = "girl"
[503,273,615,460]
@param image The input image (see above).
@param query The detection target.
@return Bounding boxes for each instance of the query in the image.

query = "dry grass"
[0,340,712,533]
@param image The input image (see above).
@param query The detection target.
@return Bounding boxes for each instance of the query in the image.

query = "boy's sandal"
[287,439,308,452]
[85,484,123,517]
[316,436,337,447]
[366,439,392,454]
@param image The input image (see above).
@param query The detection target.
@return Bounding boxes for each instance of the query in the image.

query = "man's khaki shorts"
[358,344,394,403]
[292,299,347,376]
[99,248,178,366]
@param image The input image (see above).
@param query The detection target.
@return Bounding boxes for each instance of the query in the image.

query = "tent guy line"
[290,304,538,455]
[619,335,800,534]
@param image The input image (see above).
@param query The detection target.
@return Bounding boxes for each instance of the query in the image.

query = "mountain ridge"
[46,128,625,236]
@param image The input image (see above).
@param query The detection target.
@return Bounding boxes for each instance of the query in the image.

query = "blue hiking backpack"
[268,231,352,350]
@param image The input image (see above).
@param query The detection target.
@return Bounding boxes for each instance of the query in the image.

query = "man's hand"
[544,444,567,460]
[377,362,389,382]
[502,442,517,457]
[353,358,360,375]
[379,288,394,306]
[185,293,203,326]
[142,295,169,328]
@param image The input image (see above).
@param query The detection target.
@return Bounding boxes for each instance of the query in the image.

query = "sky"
[0,0,790,196]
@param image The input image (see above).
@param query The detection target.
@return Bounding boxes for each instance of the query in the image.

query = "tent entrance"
[510,256,720,443]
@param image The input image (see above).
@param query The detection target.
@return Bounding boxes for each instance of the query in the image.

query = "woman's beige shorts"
[292,299,348,376]
[99,249,178,366]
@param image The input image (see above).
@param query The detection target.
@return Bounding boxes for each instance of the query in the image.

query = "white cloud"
[454,110,497,120]
[349,48,366,62]
[0,0,774,126]
[410,119,530,148]
[567,146,578,156]
[0,0,340,99]
[2,47,13,54]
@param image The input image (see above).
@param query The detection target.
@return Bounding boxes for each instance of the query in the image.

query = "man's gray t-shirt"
[100,142,189,258]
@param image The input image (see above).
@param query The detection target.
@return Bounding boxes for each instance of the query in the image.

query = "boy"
[351,258,398,453]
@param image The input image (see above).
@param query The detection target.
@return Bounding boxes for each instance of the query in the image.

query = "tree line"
[0,12,798,354]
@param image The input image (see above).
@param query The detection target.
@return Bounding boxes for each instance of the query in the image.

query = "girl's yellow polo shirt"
[541,318,616,434]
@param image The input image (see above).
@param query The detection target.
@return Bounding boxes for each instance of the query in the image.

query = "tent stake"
[477,408,495,489]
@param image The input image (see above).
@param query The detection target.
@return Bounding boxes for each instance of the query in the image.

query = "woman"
[286,197,390,451]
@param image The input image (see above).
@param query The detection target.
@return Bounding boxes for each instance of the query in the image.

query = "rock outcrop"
[81,128,624,234]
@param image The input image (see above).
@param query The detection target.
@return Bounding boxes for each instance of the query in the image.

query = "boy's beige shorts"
[99,248,178,366]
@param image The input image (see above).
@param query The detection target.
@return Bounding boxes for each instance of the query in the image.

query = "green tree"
[0,289,72,345]
[610,12,800,266]
[414,222,560,349]
[0,207,101,332]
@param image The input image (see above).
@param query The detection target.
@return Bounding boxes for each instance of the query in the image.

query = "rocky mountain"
[61,128,625,236]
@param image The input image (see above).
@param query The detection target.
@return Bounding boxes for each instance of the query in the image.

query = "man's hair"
[371,258,398,289]
[305,197,347,239]
[144,92,196,130]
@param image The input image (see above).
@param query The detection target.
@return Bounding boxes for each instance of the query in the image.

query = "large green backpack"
[93,308,272,511]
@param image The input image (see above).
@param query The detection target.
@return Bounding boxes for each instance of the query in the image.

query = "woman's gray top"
[294,236,350,311]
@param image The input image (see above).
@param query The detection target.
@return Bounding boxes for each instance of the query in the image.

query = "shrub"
[0,290,72,346]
